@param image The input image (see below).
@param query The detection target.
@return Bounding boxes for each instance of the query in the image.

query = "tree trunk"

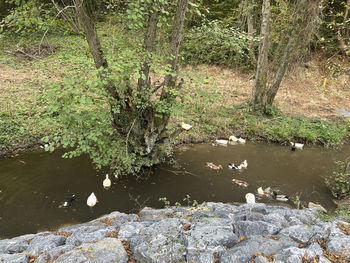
[265,8,300,105]
[137,6,160,92]
[161,0,189,100]
[247,0,256,65]
[252,0,270,106]
[74,0,132,131]
[74,0,189,171]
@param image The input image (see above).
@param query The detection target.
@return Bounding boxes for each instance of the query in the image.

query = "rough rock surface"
[0,202,349,263]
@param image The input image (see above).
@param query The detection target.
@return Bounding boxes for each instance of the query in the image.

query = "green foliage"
[325,161,350,200]
[126,0,173,30]
[187,0,241,27]
[0,0,56,35]
[320,0,350,56]
[181,20,257,68]
[159,197,171,208]
[39,5,183,175]
[159,195,199,209]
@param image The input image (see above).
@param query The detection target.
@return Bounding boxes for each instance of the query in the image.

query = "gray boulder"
[220,235,295,263]
[234,220,281,237]
[133,218,186,263]
[55,238,128,263]
[27,234,66,255]
[0,253,28,263]
[65,225,116,246]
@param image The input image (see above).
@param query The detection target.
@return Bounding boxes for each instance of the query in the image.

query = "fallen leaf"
[238,236,245,243]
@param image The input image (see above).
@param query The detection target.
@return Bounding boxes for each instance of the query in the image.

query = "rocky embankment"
[0,202,349,263]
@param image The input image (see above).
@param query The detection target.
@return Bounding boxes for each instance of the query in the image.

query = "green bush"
[181,20,257,68]
[325,161,350,200]
[0,0,56,35]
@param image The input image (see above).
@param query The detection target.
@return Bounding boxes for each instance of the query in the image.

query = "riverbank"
[0,202,349,263]
[1,26,350,158]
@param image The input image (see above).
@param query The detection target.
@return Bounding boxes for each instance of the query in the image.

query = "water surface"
[0,142,349,238]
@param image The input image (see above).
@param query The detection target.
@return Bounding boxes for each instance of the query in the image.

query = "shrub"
[325,160,350,199]
[181,20,257,68]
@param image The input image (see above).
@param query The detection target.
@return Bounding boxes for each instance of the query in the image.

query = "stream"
[0,142,349,238]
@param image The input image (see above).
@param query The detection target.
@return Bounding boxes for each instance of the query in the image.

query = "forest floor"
[183,59,350,121]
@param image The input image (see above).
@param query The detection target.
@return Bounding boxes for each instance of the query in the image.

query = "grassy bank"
[0,22,350,156]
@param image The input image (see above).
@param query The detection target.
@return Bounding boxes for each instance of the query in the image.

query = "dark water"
[0,142,349,238]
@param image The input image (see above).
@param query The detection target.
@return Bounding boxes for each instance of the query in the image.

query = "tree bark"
[74,0,131,130]
[138,6,160,92]
[74,0,108,70]
[252,0,270,106]
[161,0,189,100]
[265,7,300,105]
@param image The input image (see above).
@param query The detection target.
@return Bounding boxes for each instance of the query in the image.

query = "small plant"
[159,197,170,209]
[325,160,350,200]
[293,194,301,210]
[174,202,182,208]
[183,194,198,207]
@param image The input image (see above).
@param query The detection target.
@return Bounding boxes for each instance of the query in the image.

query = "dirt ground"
[1,58,350,120]
[185,59,350,120]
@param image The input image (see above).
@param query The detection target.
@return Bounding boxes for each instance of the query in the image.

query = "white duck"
[181,122,192,131]
[245,193,256,204]
[229,135,239,142]
[257,187,264,195]
[238,137,246,144]
[215,139,228,145]
[290,142,304,150]
[240,160,248,168]
[103,174,111,188]
[87,192,98,207]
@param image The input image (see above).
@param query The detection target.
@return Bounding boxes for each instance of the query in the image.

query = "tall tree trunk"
[136,0,189,159]
[252,0,270,106]
[137,6,160,92]
[161,0,189,100]
[265,9,299,105]
[74,0,131,131]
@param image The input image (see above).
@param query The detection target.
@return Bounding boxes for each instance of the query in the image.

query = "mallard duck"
[103,174,111,188]
[60,194,76,208]
[232,179,249,188]
[181,122,192,131]
[272,191,289,202]
[245,193,255,204]
[290,142,304,150]
[229,135,239,142]
[228,163,242,170]
[206,162,223,170]
[238,137,246,144]
[87,192,98,207]
[240,160,248,168]
[215,139,228,145]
